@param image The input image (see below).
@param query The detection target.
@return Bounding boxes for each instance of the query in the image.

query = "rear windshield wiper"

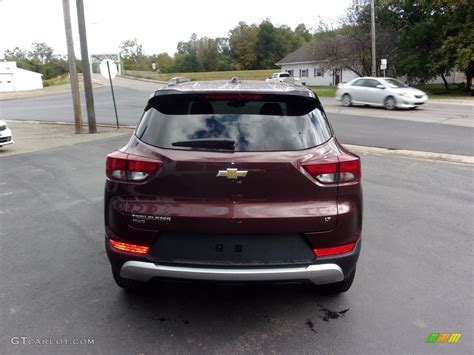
[171,139,235,150]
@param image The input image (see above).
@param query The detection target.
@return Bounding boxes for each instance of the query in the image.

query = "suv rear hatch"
[118,92,339,235]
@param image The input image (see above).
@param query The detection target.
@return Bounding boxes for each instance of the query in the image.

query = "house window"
[314,68,324,77]
[287,70,294,77]
[300,69,308,78]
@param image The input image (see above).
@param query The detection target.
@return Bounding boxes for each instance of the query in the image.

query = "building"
[276,42,358,86]
[0,61,43,92]
[276,41,464,86]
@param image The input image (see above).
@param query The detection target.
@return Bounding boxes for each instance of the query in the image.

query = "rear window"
[135,94,332,152]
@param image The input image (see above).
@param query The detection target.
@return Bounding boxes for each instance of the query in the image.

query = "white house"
[276,41,464,86]
[276,42,358,86]
[0,61,43,92]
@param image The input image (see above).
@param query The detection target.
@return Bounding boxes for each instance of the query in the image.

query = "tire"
[342,94,352,107]
[384,96,396,110]
[112,270,146,291]
[317,267,356,294]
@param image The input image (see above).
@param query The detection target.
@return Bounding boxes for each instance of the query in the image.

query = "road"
[0,136,472,354]
[1,76,473,156]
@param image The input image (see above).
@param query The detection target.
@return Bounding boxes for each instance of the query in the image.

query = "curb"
[344,144,473,165]
[4,120,472,164]
[5,119,135,130]
[119,75,168,85]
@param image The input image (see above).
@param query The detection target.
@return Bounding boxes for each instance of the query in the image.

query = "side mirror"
[376,84,385,89]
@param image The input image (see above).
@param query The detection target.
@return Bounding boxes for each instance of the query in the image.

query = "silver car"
[335,77,428,110]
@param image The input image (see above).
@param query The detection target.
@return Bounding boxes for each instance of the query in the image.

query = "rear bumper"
[120,261,344,285]
[111,240,361,285]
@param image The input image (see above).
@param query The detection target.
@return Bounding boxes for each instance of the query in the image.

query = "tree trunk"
[440,73,449,91]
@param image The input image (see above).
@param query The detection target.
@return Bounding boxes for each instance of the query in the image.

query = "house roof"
[276,41,328,65]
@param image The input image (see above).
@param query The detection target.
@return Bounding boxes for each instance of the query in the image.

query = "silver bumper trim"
[120,261,344,285]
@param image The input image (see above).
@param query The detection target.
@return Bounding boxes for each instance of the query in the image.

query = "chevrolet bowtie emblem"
[216,168,248,179]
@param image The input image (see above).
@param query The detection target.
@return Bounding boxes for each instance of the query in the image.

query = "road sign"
[100,59,117,80]
[380,64,387,70]
[100,59,119,128]
[381,59,387,66]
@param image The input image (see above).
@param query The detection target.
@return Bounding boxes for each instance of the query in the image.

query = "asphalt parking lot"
[0,134,472,354]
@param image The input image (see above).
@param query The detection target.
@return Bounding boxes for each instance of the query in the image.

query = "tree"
[229,22,259,70]
[256,20,282,68]
[437,0,474,88]
[119,38,148,71]
[294,24,312,45]
[373,0,473,89]
[4,47,29,62]
[3,43,67,80]
[173,33,201,72]
[149,53,173,73]
[29,42,55,64]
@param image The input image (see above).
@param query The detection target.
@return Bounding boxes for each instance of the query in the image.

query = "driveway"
[0,136,472,354]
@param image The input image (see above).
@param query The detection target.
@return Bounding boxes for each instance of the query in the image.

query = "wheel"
[112,270,146,291]
[384,96,396,110]
[342,94,352,107]
[317,267,356,294]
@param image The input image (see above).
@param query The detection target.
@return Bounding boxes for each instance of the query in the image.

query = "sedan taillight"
[106,151,162,182]
[302,154,360,184]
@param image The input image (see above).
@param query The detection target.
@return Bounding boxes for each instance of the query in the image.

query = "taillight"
[339,155,361,183]
[106,151,162,182]
[302,160,339,183]
[302,154,360,184]
[314,242,356,257]
[109,239,149,254]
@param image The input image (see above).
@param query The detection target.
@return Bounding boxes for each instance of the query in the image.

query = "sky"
[0,0,352,58]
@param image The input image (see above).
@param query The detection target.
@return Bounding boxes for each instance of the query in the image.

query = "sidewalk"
[0,79,104,101]
[319,97,473,127]
[0,120,133,158]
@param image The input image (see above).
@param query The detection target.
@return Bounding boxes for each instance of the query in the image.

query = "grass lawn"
[124,70,471,100]
[308,86,337,97]
[43,75,69,87]
[124,69,276,82]
[412,83,471,99]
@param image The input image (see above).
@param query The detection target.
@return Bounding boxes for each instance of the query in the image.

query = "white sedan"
[335,77,428,110]
[0,120,14,147]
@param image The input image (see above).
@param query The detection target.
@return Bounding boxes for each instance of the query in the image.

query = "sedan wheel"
[342,94,352,107]
[384,96,396,110]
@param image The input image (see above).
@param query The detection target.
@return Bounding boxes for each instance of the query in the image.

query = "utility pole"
[76,0,97,133]
[371,0,377,77]
[62,0,82,134]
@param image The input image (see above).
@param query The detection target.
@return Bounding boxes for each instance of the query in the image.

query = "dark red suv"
[105,79,362,294]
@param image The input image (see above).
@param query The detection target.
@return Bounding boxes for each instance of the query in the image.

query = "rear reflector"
[109,239,149,254]
[314,242,356,257]
[106,151,162,182]
[302,154,360,184]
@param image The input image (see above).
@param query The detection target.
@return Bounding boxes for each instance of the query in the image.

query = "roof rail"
[229,77,241,84]
[169,77,191,85]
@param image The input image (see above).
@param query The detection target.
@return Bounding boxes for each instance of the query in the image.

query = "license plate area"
[149,233,315,266]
